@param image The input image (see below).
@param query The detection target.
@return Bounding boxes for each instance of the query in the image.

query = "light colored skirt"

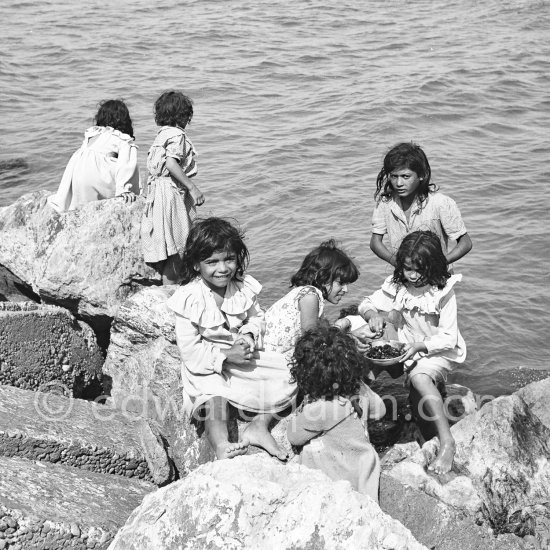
[182,350,297,418]
[141,176,196,263]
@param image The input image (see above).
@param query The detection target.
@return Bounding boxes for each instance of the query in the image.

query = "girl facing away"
[370,142,472,267]
[48,99,140,212]
[141,90,206,285]
[166,217,296,461]
[287,321,385,501]
[359,230,467,474]
[264,239,368,357]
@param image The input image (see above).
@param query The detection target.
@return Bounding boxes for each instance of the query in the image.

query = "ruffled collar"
[168,274,262,328]
[382,274,462,314]
[85,126,134,142]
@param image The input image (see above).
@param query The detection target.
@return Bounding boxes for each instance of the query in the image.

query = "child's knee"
[409,372,433,391]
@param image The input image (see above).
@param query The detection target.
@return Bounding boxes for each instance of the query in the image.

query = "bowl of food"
[364,339,407,371]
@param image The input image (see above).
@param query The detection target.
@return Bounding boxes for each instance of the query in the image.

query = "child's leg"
[242,412,289,461]
[203,397,249,460]
[162,253,184,285]
[409,373,455,474]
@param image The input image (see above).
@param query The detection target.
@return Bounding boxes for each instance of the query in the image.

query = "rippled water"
[1,0,549,397]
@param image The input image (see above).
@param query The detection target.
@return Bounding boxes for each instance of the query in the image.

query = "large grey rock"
[103,285,215,477]
[381,380,550,546]
[0,301,103,397]
[0,455,152,549]
[0,190,159,326]
[0,384,164,483]
[516,376,550,430]
[108,455,428,550]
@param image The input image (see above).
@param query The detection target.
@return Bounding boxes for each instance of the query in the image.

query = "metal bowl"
[364,339,406,367]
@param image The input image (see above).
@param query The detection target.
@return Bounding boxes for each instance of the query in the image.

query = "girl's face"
[196,249,237,293]
[402,257,426,287]
[325,279,348,304]
[389,167,422,199]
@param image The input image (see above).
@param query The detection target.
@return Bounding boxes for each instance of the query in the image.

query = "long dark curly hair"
[374,142,435,207]
[180,217,249,285]
[392,230,450,289]
[95,99,134,138]
[290,239,359,299]
[290,320,368,403]
[154,90,194,129]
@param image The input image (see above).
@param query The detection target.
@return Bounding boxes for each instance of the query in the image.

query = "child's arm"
[402,291,460,361]
[115,140,139,200]
[165,157,204,206]
[446,233,472,264]
[287,411,322,446]
[238,294,264,351]
[370,234,396,266]
[298,292,320,332]
[358,287,396,335]
[174,314,250,374]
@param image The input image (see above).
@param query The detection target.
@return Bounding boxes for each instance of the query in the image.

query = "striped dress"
[141,125,198,263]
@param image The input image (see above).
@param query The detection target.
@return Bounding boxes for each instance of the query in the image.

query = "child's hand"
[189,185,205,207]
[224,339,254,366]
[367,314,386,337]
[401,342,428,362]
[119,191,137,203]
[236,333,255,352]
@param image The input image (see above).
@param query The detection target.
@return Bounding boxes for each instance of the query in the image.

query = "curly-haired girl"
[286,321,385,501]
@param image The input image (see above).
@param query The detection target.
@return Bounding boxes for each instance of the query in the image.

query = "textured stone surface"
[0,455,152,549]
[0,302,103,396]
[103,285,215,477]
[516,376,550,430]
[0,190,159,325]
[381,379,550,546]
[0,384,167,483]
[108,455,427,550]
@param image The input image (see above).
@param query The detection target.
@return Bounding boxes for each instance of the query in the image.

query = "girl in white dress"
[359,230,467,474]
[287,321,385,501]
[48,99,140,212]
[167,218,296,460]
[141,91,206,285]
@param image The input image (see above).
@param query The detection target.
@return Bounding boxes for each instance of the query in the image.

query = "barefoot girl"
[370,142,472,267]
[141,90,206,284]
[359,230,466,474]
[49,99,140,212]
[264,239,363,356]
[287,321,385,501]
[167,217,296,460]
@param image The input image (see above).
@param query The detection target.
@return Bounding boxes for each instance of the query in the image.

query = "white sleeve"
[358,286,395,316]
[115,140,139,195]
[424,291,460,354]
[174,313,226,375]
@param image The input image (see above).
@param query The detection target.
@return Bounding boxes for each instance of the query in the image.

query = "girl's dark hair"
[374,142,435,207]
[290,239,359,299]
[154,90,194,128]
[95,99,134,138]
[392,230,450,289]
[290,320,368,402]
[180,217,249,284]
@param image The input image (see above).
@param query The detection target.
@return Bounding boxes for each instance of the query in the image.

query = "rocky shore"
[0,191,548,550]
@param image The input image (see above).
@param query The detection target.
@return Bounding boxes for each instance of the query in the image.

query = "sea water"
[1,0,549,398]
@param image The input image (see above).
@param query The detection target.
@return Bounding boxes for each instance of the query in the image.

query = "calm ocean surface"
[1,0,549,398]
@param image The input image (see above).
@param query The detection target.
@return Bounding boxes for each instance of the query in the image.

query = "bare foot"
[242,422,288,461]
[215,440,249,460]
[428,438,456,474]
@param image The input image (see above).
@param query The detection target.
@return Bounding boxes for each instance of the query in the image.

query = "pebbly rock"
[107,455,428,550]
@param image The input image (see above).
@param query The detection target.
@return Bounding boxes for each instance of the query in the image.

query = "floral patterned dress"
[263,286,324,357]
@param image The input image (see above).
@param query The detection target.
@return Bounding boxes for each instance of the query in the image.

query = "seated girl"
[167,217,296,461]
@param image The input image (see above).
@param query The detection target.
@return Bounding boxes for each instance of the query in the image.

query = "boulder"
[108,455,427,550]
[516,376,550,430]
[102,285,215,477]
[381,380,550,546]
[0,190,160,338]
[0,301,103,397]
